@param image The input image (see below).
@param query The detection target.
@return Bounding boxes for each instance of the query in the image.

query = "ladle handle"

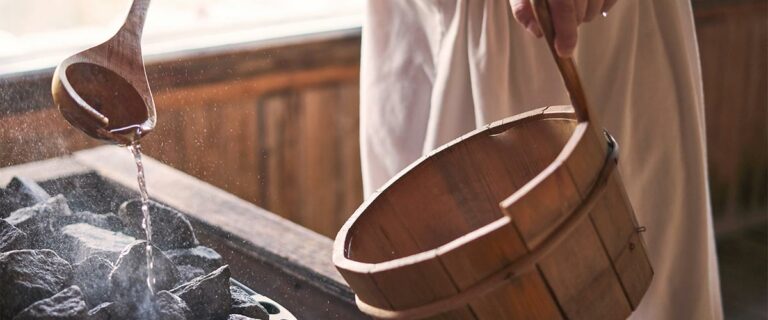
[119,0,151,39]
[530,0,593,123]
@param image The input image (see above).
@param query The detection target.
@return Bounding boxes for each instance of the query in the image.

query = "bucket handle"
[531,0,594,124]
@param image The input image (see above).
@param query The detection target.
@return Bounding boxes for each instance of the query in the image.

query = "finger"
[602,0,619,13]
[510,0,543,37]
[574,0,588,24]
[584,0,605,22]
[549,0,579,57]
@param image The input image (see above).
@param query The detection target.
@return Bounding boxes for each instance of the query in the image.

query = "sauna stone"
[164,245,223,273]
[87,302,131,320]
[176,264,206,284]
[0,176,50,218]
[171,265,231,320]
[230,285,269,320]
[118,199,198,250]
[72,256,114,307]
[0,249,73,319]
[6,195,72,248]
[12,286,88,320]
[88,292,191,320]
[0,179,285,319]
[0,219,28,252]
[0,177,51,219]
[0,189,27,219]
[228,315,262,320]
[59,223,135,264]
[7,177,51,207]
[150,291,191,320]
[86,302,113,320]
[109,241,180,304]
[63,211,123,232]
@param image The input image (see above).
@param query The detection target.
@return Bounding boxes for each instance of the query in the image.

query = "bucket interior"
[346,116,577,264]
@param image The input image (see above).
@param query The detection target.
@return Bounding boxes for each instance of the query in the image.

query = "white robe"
[359,0,723,319]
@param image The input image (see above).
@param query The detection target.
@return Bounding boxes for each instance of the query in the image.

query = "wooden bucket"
[333,1,653,319]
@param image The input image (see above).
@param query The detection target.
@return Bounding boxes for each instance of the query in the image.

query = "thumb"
[510,0,543,37]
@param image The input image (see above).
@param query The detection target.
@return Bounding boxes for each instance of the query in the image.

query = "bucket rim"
[333,105,591,274]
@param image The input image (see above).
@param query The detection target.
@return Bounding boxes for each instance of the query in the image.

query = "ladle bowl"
[51,0,155,145]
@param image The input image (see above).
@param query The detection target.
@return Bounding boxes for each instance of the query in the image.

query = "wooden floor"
[716,222,768,319]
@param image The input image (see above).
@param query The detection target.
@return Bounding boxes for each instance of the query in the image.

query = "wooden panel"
[337,265,392,310]
[612,232,654,308]
[337,83,364,229]
[434,141,505,231]
[537,219,630,319]
[560,124,652,308]
[299,87,343,234]
[500,120,581,248]
[0,33,362,240]
[369,253,476,319]
[346,196,423,264]
[140,77,361,238]
[588,171,653,308]
[383,156,482,251]
[335,196,421,310]
[499,118,633,319]
[443,128,562,319]
[437,221,563,319]
[694,0,767,227]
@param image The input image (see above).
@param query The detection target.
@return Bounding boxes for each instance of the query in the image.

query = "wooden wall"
[694,0,767,232]
[0,32,363,238]
[1,1,766,239]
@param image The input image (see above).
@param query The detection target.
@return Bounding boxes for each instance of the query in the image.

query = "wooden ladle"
[52,0,155,145]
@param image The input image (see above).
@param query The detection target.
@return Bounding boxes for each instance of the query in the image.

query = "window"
[0,0,363,74]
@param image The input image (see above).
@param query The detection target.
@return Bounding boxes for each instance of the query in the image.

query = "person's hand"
[509,0,618,57]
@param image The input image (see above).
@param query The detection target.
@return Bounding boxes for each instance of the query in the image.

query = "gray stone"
[150,291,190,320]
[62,212,123,232]
[87,292,190,320]
[6,195,72,249]
[86,302,114,320]
[72,256,114,307]
[171,265,231,320]
[0,189,26,219]
[164,246,223,273]
[109,241,179,305]
[228,315,260,320]
[118,199,198,250]
[176,265,206,285]
[58,223,135,264]
[230,286,269,320]
[0,249,73,319]
[0,219,28,252]
[0,177,52,218]
[87,302,131,320]
[6,177,51,206]
[12,286,88,320]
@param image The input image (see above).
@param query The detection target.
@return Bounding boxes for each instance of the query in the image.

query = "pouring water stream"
[126,128,156,294]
